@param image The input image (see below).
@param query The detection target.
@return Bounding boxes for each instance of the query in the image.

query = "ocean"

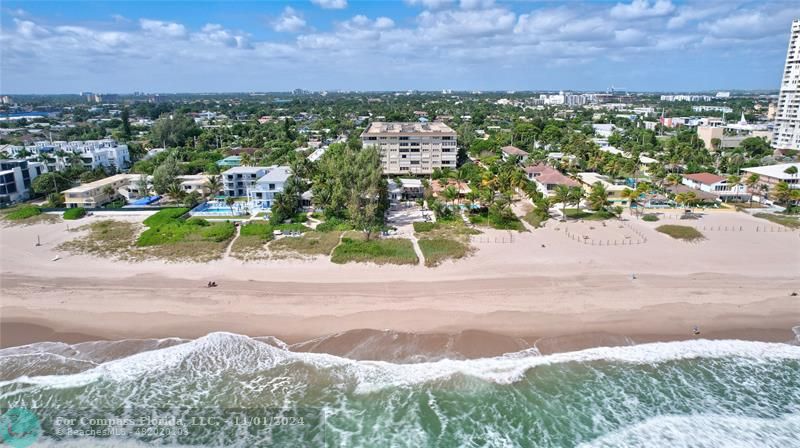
[1,332,799,447]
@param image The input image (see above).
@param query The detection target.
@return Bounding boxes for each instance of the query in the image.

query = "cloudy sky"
[1,0,798,93]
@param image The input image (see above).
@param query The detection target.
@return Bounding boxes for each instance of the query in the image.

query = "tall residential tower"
[773,19,800,151]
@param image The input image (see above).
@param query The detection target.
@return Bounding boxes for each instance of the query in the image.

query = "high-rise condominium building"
[773,19,800,151]
[361,122,457,175]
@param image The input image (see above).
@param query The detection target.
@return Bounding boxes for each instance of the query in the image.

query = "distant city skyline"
[2,0,799,94]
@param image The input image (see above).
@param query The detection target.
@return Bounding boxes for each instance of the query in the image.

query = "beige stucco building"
[361,122,457,175]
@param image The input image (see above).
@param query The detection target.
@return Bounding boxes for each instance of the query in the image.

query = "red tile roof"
[501,145,528,156]
[684,172,725,185]
[536,171,579,187]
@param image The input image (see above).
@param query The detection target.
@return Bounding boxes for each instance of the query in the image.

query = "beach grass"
[271,231,342,256]
[57,220,140,259]
[642,214,660,222]
[753,213,800,229]
[1,205,61,226]
[418,238,469,267]
[656,224,705,241]
[564,208,616,220]
[331,237,418,265]
[523,209,549,228]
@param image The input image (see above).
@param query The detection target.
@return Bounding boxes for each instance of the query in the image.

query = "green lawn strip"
[468,211,526,231]
[563,208,617,220]
[655,225,705,241]
[331,237,418,265]
[753,213,800,229]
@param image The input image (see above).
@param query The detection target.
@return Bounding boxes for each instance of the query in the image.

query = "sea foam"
[3,332,800,394]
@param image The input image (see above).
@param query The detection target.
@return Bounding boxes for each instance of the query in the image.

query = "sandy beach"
[1,209,799,356]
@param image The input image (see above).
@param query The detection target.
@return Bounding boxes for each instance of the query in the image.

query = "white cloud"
[610,0,675,20]
[139,19,187,37]
[310,0,347,10]
[699,9,793,39]
[404,0,454,9]
[459,0,494,10]
[14,18,50,39]
[1,1,794,92]
[273,7,307,33]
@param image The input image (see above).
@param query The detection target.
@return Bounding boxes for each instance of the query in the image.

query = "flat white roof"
[741,163,800,180]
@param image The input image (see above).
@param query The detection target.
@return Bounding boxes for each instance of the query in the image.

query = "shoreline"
[3,272,798,358]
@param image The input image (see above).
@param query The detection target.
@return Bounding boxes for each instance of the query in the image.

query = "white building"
[20,139,130,172]
[593,124,618,138]
[248,166,292,208]
[223,166,269,197]
[0,160,48,204]
[361,122,457,175]
[681,172,748,201]
[773,19,800,151]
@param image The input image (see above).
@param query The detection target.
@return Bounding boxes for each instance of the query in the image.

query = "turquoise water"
[1,333,799,447]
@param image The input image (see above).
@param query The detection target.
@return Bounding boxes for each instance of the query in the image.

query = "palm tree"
[784,165,798,177]
[225,196,236,215]
[621,188,636,213]
[553,185,571,220]
[725,174,741,203]
[165,183,185,202]
[240,153,252,167]
[204,175,223,198]
[568,186,585,215]
[442,185,458,208]
[772,181,793,206]
[744,173,760,206]
[665,173,682,187]
[587,182,610,211]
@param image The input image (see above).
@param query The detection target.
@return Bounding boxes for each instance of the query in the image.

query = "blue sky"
[2,0,799,93]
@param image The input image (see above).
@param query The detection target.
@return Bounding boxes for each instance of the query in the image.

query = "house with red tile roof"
[524,163,579,195]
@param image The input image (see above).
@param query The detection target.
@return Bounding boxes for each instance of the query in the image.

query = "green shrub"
[136,207,232,246]
[291,212,309,223]
[642,214,659,222]
[5,205,42,220]
[186,217,210,226]
[63,208,87,220]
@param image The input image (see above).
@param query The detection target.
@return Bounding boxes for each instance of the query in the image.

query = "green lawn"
[563,208,617,220]
[753,213,800,229]
[418,238,469,267]
[468,212,526,231]
[331,237,418,265]
[655,225,705,241]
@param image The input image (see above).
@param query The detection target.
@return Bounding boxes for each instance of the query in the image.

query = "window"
[269,184,275,190]
[367,136,377,141]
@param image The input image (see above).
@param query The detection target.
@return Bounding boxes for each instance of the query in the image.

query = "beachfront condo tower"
[773,19,800,151]
[361,122,458,175]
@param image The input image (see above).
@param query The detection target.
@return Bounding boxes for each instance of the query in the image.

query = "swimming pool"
[190,200,270,217]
